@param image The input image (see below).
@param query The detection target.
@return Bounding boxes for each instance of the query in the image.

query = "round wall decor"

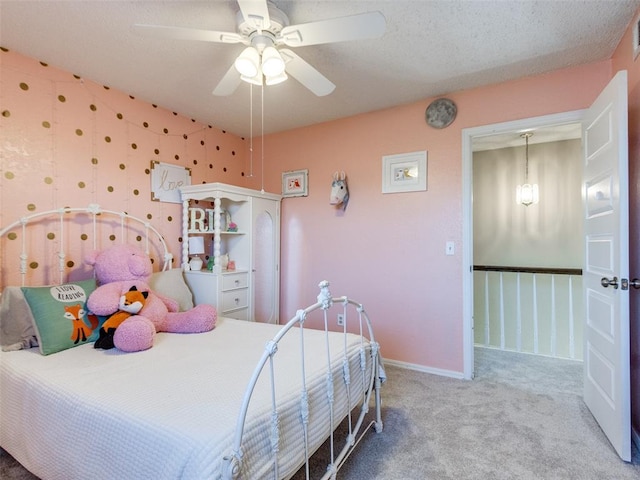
[425,98,457,129]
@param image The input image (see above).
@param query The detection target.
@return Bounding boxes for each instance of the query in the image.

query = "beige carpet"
[2,348,639,479]
[296,347,640,479]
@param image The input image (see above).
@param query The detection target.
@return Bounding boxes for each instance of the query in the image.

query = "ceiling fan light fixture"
[137,2,388,98]
[265,71,288,85]
[261,46,286,76]
[240,72,263,86]
[234,46,260,78]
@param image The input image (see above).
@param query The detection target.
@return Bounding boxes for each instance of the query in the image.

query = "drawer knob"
[234,279,240,286]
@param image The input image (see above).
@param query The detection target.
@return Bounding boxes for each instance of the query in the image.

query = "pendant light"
[516,132,539,206]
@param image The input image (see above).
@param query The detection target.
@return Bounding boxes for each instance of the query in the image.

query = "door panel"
[582,70,630,461]
[251,197,280,324]
[585,176,614,216]
[586,235,614,272]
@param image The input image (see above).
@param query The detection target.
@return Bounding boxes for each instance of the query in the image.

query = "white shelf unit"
[180,183,281,323]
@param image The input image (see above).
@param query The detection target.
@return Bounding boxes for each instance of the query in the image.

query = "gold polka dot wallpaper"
[0,49,249,287]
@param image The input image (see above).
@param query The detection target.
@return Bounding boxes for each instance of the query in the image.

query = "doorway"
[461,110,587,379]
[463,72,632,462]
[471,123,583,362]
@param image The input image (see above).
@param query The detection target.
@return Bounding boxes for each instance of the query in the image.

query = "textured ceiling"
[1,0,639,138]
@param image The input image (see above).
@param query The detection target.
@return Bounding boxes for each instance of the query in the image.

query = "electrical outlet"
[337,314,345,326]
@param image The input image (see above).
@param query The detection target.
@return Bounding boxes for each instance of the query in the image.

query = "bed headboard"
[0,204,173,288]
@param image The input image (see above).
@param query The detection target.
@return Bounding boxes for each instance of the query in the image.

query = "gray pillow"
[148,268,194,312]
[0,286,39,351]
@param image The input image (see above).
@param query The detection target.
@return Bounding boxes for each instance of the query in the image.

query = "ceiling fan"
[133,0,386,97]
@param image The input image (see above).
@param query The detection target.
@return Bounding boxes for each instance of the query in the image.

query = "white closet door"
[251,197,280,324]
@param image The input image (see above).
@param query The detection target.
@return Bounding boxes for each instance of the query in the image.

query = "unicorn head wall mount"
[330,171,349,211]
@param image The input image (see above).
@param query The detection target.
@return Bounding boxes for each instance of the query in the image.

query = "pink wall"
[0,49,252,287]
[611,7,640,444]
[264,61,613,373]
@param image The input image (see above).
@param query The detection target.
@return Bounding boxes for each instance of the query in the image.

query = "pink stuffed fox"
[86,244,216,352]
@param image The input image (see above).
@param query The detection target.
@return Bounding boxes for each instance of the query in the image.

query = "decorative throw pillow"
[0,286,39,351]
[148,268,194,312]
[21,279,104,355]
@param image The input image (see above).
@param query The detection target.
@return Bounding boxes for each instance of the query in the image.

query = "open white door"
[582,70,630,461]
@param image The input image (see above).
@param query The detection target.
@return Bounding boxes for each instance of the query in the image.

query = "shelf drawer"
[224,308,249,321]
[222,288,248,312]
[222,272,248,290]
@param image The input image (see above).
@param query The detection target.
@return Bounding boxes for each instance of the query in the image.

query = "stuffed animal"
[94,286,148,350]
[86,244,217,352]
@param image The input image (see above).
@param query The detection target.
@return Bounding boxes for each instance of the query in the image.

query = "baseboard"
[381,358,465,380]
[474,344,584,363]
[633,425,640,453]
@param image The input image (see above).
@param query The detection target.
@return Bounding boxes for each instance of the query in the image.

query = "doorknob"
[631,278,640,289]
[601,276,619,289]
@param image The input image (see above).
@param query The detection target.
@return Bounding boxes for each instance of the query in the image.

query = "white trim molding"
[382,358,466,380]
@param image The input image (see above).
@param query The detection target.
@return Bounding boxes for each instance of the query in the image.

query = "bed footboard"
[221,280,384,480]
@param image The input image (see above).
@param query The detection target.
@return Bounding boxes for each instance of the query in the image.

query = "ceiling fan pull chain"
[248,83,254,177]
[261,82,265,193]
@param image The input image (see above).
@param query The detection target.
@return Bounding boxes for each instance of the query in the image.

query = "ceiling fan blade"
[237,0,271,31]
[212,64,242,96]
[280,49,335,97]
[132,24,245,44]
[279,11,385,47]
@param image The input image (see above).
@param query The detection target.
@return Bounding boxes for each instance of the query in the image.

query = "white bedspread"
[0,317,373,480]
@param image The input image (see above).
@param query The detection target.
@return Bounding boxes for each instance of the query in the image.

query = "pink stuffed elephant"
[86,244,216,352]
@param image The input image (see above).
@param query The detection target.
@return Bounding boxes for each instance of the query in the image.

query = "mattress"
[0,317,373,480]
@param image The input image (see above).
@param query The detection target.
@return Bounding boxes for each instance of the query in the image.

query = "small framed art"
[282,169,308,197]
[150,161,191,203]
[382,150,427,194]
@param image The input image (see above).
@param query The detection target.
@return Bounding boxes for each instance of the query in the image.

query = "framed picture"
[150,161,191,203]
[382,150,427,194]
[282,169,308,197]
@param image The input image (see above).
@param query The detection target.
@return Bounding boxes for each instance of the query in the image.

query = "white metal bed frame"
[0,205,384,479]
[221,280,383,479]
[0,203,172,286]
